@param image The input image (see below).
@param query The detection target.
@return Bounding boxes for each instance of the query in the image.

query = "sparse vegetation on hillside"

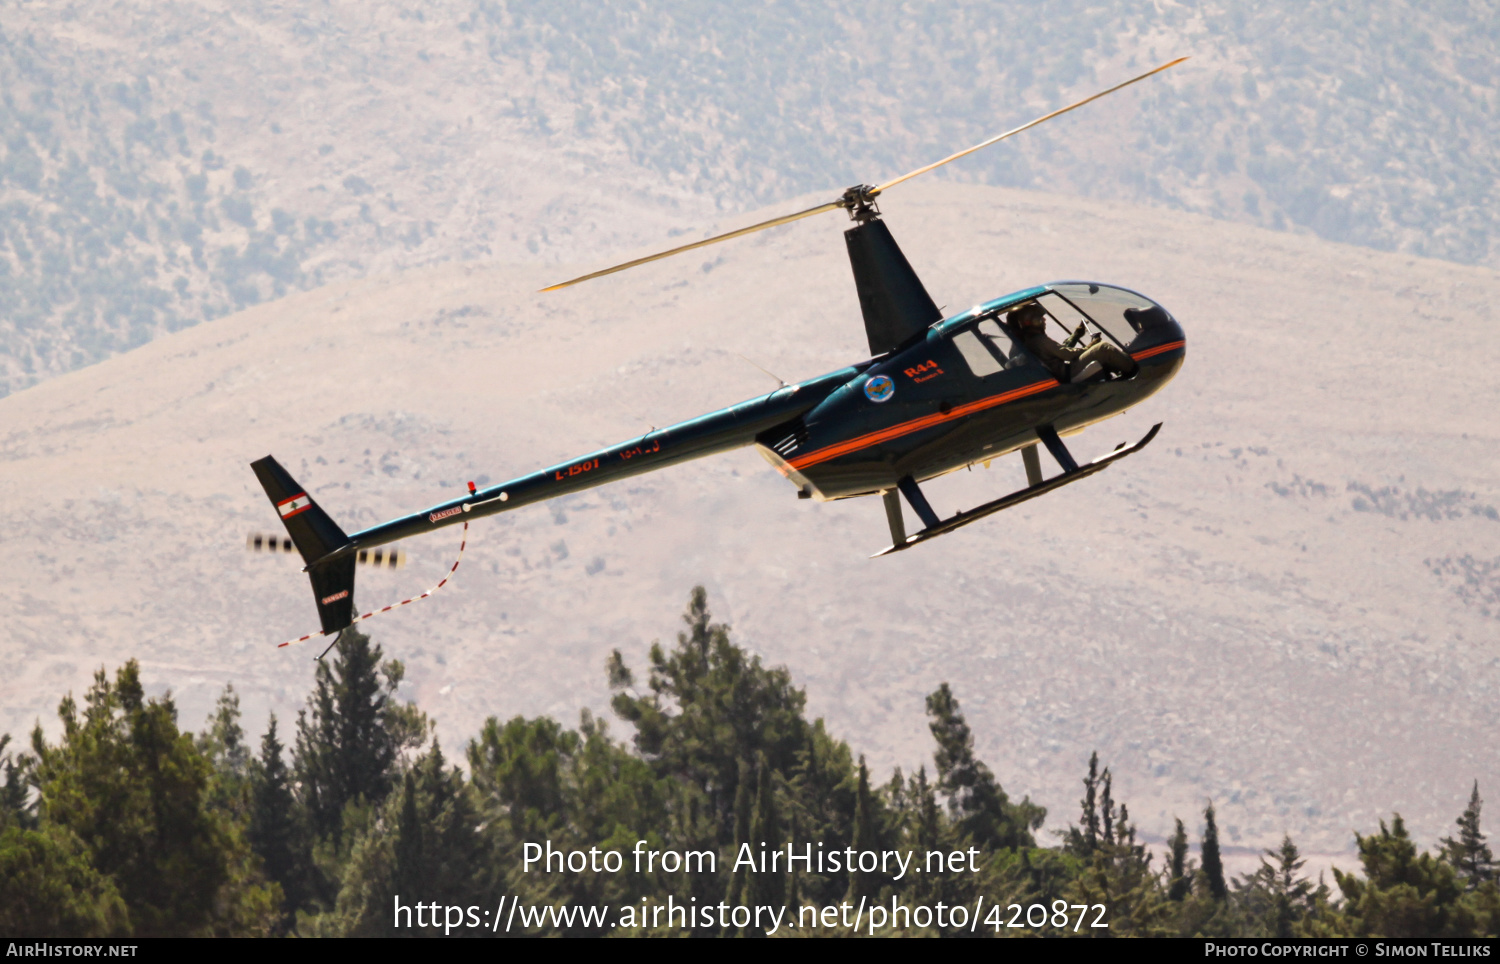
[1,2,1496,395]
[1426,554,1500,618]
[0,36,320,396]
[471,0,1499,265]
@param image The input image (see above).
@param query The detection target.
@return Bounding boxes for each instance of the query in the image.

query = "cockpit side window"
[953,316,1042,378]
[977,318,1036,370]
[952,329,1002,376]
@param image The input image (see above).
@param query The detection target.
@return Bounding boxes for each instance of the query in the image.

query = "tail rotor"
[248,533,405,568]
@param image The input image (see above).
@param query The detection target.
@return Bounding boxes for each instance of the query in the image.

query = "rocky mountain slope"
[2,181,1495,864]
[3,0,1496,397]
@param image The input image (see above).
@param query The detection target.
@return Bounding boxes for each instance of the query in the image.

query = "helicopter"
[251,58,1189,646]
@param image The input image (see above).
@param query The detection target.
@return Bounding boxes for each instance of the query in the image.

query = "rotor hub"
[840,184,881,223]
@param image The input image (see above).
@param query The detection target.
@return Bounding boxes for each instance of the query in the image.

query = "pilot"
[1009,303,1138,381]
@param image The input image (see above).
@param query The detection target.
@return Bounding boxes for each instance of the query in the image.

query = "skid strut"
[873,423,1162,557]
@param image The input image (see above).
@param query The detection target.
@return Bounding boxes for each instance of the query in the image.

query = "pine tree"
[1063,752,1103,857]
[781,720,860,905]
[293,628,426,843]
[0,823,129,936]
[899,762,984,933]
[398,744,483,917]
[723,758,754,936]
[246,714,304,926]
[1334,814,1482,937]
[0,734,33,829]
[746,755,785,916]
[608,589,875,910]
[391,770,425,910]
[31,662,278,935]
[1167,817,1193,901]
[1235,834,1317,938]
[466,709,669,934]
[1100,769,1115,844]
[671,781,723,912]
[198,685,251,808]
[466,715,575,839]
[1201,802,1228,902]
[925,682,1041,851]
[846,756,877,903]
[906,766,946,907]
[1059,761,1165,937]
[315,742,495,937]
[785,808,802,911]
[1266,839,1314,935]
[1440,782,1495,890]
[608,588,809,837]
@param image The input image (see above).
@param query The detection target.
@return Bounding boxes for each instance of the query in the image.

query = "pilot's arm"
[1020,330,1082,374]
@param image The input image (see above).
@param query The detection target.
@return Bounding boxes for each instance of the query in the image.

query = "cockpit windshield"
[1048,283,1174,350]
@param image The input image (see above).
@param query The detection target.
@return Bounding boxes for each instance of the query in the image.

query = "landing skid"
[872,423,1162,557]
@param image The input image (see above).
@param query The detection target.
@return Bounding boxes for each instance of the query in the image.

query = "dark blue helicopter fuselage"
[343,282,1183,552]
[772,284,1184,500]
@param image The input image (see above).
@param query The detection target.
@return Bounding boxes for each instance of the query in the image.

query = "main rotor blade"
[540,57,1186,293]
[539,198,845,292]
[871,56,1189,197]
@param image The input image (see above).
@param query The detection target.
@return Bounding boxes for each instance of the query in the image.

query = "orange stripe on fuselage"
[785,341,1182,473]
[1131,339,1185,361]
[787,378,1059,471]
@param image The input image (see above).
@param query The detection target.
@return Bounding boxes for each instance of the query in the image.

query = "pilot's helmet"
[1010,303,1046,330]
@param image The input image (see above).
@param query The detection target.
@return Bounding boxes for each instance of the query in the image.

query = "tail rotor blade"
[248,533,297,554]
[355,547,407,569]
[249,533,406,569]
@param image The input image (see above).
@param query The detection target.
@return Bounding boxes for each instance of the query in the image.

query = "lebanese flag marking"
[277,493,312,519]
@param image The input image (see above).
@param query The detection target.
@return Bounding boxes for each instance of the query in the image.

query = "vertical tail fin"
[250,455,356,635]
